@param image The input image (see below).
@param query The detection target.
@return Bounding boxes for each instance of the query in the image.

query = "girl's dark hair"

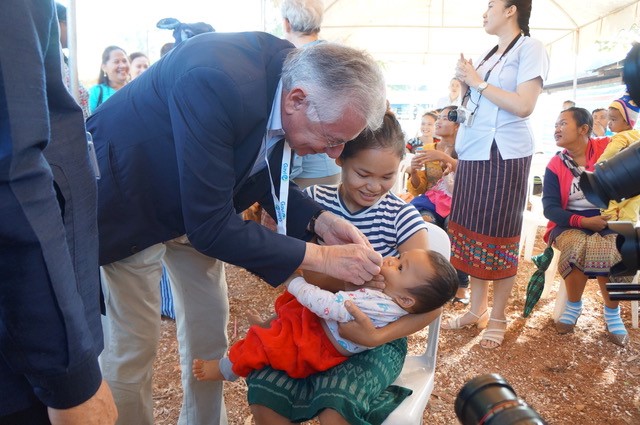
[565,106,593,135]
[98,45,126,85]
[406,251,458,314]
[340,111,406,161]
[505,0,532,37]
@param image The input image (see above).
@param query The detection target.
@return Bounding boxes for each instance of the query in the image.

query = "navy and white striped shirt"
[304,185,428,258]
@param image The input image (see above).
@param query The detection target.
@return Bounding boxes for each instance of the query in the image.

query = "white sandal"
[480,318,507,349]
[442,310,488,330]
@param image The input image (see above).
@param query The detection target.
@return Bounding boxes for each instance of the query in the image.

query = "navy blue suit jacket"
[0,0,102,415]
[87,32,322,285]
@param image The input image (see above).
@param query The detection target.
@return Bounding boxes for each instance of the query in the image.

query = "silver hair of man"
[281,0,324,34]
[281,43,387,132]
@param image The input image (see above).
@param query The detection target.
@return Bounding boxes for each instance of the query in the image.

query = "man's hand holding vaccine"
[301,211,382,285]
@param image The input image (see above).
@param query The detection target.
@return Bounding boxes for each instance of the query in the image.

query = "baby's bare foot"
[192,358,224,381]
[246,309,270,328]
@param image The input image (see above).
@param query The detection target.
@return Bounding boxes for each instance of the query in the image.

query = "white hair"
[281,43,387,132]
[281,0,324,34]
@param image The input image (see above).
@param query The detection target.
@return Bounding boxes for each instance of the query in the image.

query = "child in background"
[408,106,470,304]
[591,108,612,137]
[408,106,460,226]
[406,111,438,153]
[601,94,640,222]
[192,248,458,381]
[406,109,457,195]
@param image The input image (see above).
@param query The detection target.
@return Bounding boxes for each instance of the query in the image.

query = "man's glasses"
[308,100,348,148]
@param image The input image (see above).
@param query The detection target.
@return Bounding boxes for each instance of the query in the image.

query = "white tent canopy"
[65,0,640,105]
[309,0,640,153]
[66,1,640,83]
[317,0,640,88]
[61,0,640,161]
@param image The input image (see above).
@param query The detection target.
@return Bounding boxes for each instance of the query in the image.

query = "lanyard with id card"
[265,139,291,235]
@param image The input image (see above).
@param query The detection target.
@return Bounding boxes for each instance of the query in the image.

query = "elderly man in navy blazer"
[87,31,387,424]
[0,0,116,423]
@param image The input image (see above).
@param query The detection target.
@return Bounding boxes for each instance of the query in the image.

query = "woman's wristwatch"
[477,81,489,94]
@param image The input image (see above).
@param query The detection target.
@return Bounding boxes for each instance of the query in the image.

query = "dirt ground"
[152,231,640,424]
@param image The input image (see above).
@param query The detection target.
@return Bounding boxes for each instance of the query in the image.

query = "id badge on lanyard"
[265,140,291,235]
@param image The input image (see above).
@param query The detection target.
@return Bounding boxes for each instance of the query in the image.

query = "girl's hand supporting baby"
[338,301,381,347]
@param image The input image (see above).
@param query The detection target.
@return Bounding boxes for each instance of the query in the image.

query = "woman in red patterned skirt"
[441,0,549,348]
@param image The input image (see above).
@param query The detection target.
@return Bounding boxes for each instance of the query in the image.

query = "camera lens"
[580,144,640,208]
[455,374,546,425]
[448,109,465,123]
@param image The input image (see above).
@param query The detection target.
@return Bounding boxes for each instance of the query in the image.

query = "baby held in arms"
[193,248,458,381]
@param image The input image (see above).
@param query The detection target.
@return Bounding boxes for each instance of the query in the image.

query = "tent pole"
[572,29,579,100]
[67,0,80,103]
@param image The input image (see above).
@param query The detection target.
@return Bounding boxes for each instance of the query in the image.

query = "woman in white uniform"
[442,0,549,349]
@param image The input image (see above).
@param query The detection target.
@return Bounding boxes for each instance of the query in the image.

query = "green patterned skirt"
[246,338,409,425]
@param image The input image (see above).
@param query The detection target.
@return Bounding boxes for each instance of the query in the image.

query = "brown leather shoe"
[555,321,575,334]
[607,332,629,347]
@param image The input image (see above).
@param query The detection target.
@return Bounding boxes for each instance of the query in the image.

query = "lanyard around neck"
[265,140,291,235]
[477,34,522,82]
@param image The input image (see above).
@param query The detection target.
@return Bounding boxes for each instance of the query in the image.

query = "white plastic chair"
[518,168,547,261]
[392,153,414,195]
[548,247,567,322]
[630,271,639,328]
[519,210,547,261]
[540,247,560,294]
[383,222,450,425]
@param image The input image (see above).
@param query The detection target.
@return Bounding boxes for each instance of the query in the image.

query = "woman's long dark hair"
[505,0,532,37]
[565,107,594,136]
[97,45,126,85]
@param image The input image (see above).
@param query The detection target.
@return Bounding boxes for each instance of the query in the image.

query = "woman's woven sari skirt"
[449,142,531,280]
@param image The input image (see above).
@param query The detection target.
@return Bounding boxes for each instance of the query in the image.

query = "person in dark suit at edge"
[0,0,116,424]
[87,32,387,424]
